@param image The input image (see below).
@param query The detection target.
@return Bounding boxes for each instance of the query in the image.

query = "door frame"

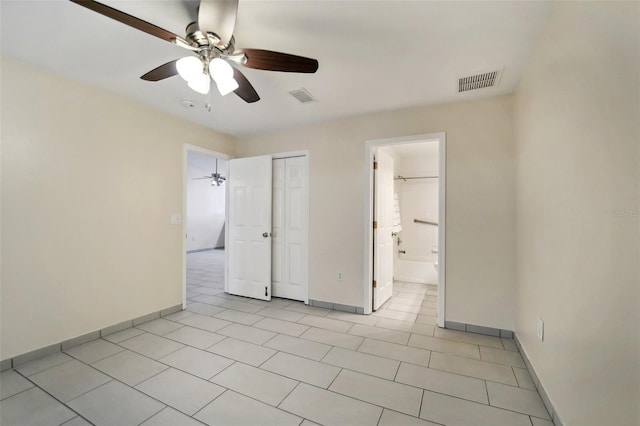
[223,150,310,304]
[183,144,232,309]
[363,132,446,328]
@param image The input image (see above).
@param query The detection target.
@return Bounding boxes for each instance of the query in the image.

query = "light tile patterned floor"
[0,250,553,425]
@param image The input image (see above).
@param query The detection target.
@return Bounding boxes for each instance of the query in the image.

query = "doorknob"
[263,232,269,238]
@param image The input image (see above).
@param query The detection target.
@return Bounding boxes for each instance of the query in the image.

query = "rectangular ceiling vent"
[458,68,502,93]
[289,88,317,104]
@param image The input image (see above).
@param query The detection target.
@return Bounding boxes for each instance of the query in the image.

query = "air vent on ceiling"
[289,87,317,104]
[458,68,502,93]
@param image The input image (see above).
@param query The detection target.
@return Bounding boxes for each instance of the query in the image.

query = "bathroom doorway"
[364,133,446,328]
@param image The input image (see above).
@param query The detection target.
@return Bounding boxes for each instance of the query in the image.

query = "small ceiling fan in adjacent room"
[193,158,226,186]
[69,0,319,108]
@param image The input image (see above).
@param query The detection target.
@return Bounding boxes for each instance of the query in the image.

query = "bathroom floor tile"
[91,350,168,386]
[0,387,76,426]
[210,362,298,406]
[513,367,536,390]
[299,327,363,350]
[162,325,225,349]
[135,318,184,336]
[486,381,551,419]
[64,339,124,364]
[0,370,34,400]
[329,369,422,416]
[480,346,526,367]
[395,362,488,404]
[261,352,340,388]
[213,309,264,325]
[429,352,517,385]
[68,380,164,426]
[421,390,531,426]
[326,310,379,325]
[253,317,310,337]
[136,368,224,416]
[348,323,410,345]
[256,307,305,322]
[118,332,184,360]
[159,346,233,379]
[408,334,480,359]
[378,409,440,426]
[29,359,111,402]
[374,318,435,336]
[206,337,277,367]
[216,323,277,345]
[140,407,204,426]
[178,313,231,333]
[297,315,353,333]
[322,347,399,380]
[434,328,504,349]
[195,390,302,426]
[263,334,332,361]
[101,327,144,344]
[15,352,73,377]
[358,338,430,366]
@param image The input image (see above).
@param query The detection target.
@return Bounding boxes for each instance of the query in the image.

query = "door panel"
[227,156,272,300]
[373,150,394,310]
[272,157,308,301]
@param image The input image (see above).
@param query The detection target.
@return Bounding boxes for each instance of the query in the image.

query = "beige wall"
[0,57,236,360]
[237,95,516,330]
[514,2,640,425]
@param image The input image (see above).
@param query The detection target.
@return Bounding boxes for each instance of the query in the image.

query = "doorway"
[364,133,446,328]
[183,145,231,308]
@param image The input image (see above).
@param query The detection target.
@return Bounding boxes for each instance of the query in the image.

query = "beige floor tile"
[161,310,194,322]
[480,346,525,367]
[136,368,224,416]
[256,307,305,322]
[378,409,440,426]
[177,314,232,333]
[195,390,302,426]
[420,390,531,426]
[408,334,480,359]
[141,407,203,426]
[513,367,536,390]
[395,362,488,404]
[348,323,410,345]
[389,297,424,307]
[216,323,277,345]
[434,328,504,349]
[387,303,422,314]
[415,315,438,325]
[322,347,399,380]
[213,299,265,314]
[329,370,422,416]
[372,309,418,322]
[284,303,331,317]
[326,310,379,325]
[159,346,233,379]
[502,338,518,351]
[135,319,184,336]
[299,327,364,350]
[15,352,73,377]
[531,417,555,426]
[263,334,332,361]
[162,326,225,349]
[29,360,111,402]
[375,319,435,336]
[429,352,517,385]
[253,317,309,337]
[0,387,76,426]
[261,352,340,388]
[101,327,144,344]
[486,381,551,419]
[186,302,227,316]
[213,309,264,325]
[119,333,184,360]
[279,383,382,426]
[0,370,34,400]
[64,339,124,364]
[92,350,168,386]
[207,337,277,367]
[211,362,298,406]
[297,315,354,333]
[358,338,430,366]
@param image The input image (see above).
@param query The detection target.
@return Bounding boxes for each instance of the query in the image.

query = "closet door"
[272,157,308,301]
[227,156,273,300]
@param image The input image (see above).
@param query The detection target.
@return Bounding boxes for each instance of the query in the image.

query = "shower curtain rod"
[394,175,439,181]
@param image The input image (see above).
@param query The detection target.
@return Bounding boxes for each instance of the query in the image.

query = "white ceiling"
[0,0,552,137]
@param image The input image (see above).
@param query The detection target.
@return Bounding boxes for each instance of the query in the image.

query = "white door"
[227,156,273,300]
[272,157,308,301]
[373,149,394,310]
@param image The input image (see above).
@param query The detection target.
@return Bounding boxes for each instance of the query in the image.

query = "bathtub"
[394,256,439,285]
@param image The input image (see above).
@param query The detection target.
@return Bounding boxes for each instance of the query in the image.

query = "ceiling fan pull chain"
[205,80,212,112]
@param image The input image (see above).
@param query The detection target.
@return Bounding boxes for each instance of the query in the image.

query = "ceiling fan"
[69,0,319,108]
[193,158,226,186]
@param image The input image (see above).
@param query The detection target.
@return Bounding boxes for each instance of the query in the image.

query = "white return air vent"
[289,87,317,104]
[458,68,502,93]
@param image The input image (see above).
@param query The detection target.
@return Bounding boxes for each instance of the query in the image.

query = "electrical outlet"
[337,271,343,281]
[537,318,544,341]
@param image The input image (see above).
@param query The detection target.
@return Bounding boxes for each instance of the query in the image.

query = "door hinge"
[373,280,377,288]
[265,287,268,297]
[373,161,378,170]
[373,221,377,229]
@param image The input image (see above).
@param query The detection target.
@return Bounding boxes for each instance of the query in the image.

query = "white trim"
[363,133,446,328]
[183,144,232,310]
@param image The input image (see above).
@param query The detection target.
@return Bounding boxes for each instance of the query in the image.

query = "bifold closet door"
[272,157,307,301]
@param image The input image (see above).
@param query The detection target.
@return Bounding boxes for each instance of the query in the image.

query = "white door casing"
[373,149,394,310]
[227,155,273,300]
[272,157,308,301]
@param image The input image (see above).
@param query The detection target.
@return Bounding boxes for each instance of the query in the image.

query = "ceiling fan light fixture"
[187,73,210,94]
[176,56,204,82]
[215,77,239,96]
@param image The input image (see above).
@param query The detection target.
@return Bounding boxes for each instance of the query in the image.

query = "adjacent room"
[1,1,638,426]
